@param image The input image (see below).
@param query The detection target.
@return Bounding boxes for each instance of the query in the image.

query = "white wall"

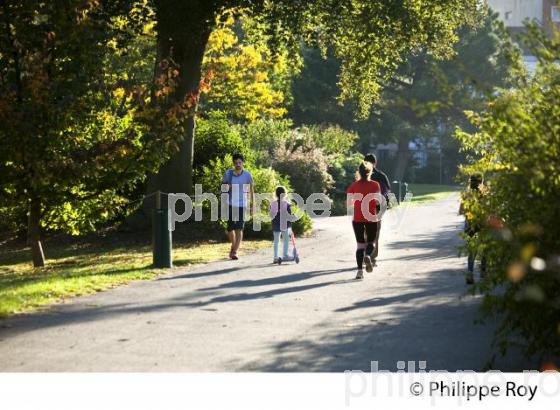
[487,0,543,26]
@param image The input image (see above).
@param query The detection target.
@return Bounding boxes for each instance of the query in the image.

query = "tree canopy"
[290,8,523,181]
[0,0,182,265]
[148,0,482,196]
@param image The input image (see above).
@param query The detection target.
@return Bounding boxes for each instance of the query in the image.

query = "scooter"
[277,230,300,264]
[290,230,300,264]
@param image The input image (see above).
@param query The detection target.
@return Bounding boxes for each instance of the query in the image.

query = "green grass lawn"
[0,236,269,318]
[406,183,461,203]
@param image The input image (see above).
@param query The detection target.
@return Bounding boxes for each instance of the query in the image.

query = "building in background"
[487,0,560,74]
[487,0,560,32]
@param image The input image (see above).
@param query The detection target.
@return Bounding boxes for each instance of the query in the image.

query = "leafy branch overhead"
[238,0,483,116]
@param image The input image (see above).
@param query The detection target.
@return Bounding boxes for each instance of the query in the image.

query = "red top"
[346,179,381,222]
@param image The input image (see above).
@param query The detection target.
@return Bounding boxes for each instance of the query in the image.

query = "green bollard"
[392,180,401,205]
[152,207,172,268]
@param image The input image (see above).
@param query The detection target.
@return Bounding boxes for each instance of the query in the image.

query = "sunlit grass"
[0,239,269,317]
[407,183,461,203]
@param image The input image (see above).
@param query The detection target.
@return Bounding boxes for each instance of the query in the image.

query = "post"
[152,190,172,268]
[439,149,443,185]
[392,181,402,205]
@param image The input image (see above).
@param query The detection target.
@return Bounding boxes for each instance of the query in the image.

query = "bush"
[0,200,26,238]
[193,111,249,175]
[455,25,560,363]
[298,124,358,158]
[244,204,313,239]
[273,144,333,199]
[242,120,359,199]
[291,206,313,235]
[327,152,363,215]
[241,118,293,164]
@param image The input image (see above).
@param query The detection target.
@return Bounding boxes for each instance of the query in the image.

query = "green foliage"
[328,152,364,215]
[298,124,357,158]
[200,13,298,121]
[290,9,523,181]
[0,1,183,245]
[196,154,313,237]
[250,0,481,116]
[193,111,248,175]
[241,120,358,198]
[248,166,312,236]
[289,47,352,127]
[272,144,333,199]
[455,24,560,361]
[241,118,294,163]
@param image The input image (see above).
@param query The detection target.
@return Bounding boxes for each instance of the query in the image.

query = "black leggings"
[352,221,378,269]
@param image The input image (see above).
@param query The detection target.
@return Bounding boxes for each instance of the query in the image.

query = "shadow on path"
[0,268,354,339]
[198,267,355,291]
[382,223,463,262]
[241,271,531,372]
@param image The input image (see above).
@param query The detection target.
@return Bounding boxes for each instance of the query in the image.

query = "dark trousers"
[352,221,379,269]
[372,219,381,259]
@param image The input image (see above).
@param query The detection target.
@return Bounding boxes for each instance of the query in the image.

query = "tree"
[0,0,183,266]
[372,8,522,181]
[199,13,296,122]
[290,8,523,182]
[455,24,560,363]
[147,0,481,197]
[289,47,355,130]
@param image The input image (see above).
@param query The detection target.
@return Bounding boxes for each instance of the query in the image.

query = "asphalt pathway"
[0,194,532,371]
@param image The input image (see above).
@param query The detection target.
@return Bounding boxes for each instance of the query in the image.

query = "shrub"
[455,25,560,364]
[273,144,333,199]
[193,111,249,175]
[298,124,358,158]
[241,118,294,164]
[328,152,363,215]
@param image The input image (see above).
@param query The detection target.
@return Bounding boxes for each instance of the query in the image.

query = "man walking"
[364,153,391,263]
[222,153,255,260]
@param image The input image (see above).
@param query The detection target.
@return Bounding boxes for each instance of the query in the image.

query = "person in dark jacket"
[364,153,391,263]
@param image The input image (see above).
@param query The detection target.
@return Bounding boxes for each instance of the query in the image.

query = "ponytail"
[275,186,287,203]
[357,161,373,181]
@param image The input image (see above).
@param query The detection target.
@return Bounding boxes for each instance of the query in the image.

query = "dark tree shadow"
[235,271,537,372]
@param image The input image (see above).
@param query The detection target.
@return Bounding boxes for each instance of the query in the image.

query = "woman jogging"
[346,162,381,279]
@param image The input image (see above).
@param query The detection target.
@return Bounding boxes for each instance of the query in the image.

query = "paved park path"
[0,194,532,371]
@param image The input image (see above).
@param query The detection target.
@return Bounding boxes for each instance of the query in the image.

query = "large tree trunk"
[393,135,410,182]
[147,1,214,197]
[27,197,45,267]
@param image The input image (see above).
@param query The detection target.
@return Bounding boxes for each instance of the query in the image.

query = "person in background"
[347,161,381,279]
[269,186,293,264]
[364,153,391,264]
[459,173,487,284]
[221,153,255,260]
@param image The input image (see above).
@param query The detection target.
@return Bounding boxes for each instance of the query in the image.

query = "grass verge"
[407,183,461,204]
[0,237,269,318]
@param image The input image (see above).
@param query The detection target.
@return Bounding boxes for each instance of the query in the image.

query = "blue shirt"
[223,169,253,207]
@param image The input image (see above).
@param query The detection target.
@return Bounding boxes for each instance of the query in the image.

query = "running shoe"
[363,255,373,273]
